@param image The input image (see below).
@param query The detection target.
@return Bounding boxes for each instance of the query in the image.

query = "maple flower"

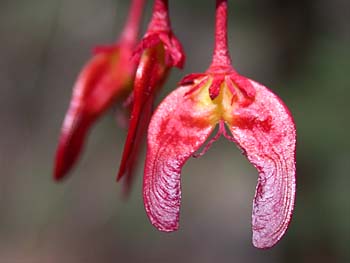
[54,0,145,181]
[117,0,185,192]
[143,0,296,249]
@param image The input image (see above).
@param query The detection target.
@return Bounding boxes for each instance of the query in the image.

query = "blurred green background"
[0,0,349,262]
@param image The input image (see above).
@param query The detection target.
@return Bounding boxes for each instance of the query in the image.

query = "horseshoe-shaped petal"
[229,79,296,248]
[143,84,216,231]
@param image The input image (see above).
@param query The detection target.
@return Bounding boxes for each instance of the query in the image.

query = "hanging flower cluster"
[54,0,296,249]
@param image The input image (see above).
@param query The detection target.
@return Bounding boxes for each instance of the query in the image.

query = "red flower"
[143,0,296,249]
[54,0,145,181]
[117,0,185,193]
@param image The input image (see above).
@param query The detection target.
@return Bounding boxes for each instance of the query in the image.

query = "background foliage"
[0,0,349,262]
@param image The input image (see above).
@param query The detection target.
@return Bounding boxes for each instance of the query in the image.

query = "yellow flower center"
[191,75,236,126]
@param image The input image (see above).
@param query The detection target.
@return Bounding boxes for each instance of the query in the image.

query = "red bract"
[54,0,145,181]
[117,0,185,192]
[143,0,296,249]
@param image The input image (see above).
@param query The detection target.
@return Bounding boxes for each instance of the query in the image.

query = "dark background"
[0,0,349,262]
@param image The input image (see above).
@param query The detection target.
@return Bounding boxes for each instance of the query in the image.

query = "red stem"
[210,0,232,71]
[120,0,145,45]
[147,0,171,33]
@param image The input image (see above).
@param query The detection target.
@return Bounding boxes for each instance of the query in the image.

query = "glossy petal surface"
[229,80,296,248]
[134,33,185,69]
[143,84,215,231]
[117,45,169,192]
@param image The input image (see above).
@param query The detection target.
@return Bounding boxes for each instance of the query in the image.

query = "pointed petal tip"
[116,131,136,183]
[53,140,76,182]
[53,111,92,182]
[53,143,71,182]
[53,170,69,183]
[53,166,66,182]
[116,172,123,182]
[116,163,126,182]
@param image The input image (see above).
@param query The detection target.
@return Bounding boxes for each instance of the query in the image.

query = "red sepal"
[54,108,93,181]
[54,53,111,181]
[117,0,185,190]
[54,45,135,181]
[117,44,170,192]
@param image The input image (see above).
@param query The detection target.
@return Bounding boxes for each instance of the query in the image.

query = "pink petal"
[229,80,296,248]
[143,85,215,231]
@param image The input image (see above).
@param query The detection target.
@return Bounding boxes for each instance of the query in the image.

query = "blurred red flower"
[54,0,145,181]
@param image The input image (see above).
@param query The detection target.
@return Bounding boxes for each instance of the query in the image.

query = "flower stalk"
[147,0,170,33]
[119,0,145,46]
[210,0,232,70]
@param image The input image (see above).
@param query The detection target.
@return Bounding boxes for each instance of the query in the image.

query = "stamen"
[225,75,238,105]
[209,0,232,71]
[184,76,210,97]
[221,122,237,143]
[192,121,226,158]
[209,76,224,100]
[220,122,247,156]
[179,73,206,86]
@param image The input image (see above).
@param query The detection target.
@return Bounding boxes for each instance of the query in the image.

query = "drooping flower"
[117,0,185,192]
[143,0,296,249]
[54,0,145,181]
